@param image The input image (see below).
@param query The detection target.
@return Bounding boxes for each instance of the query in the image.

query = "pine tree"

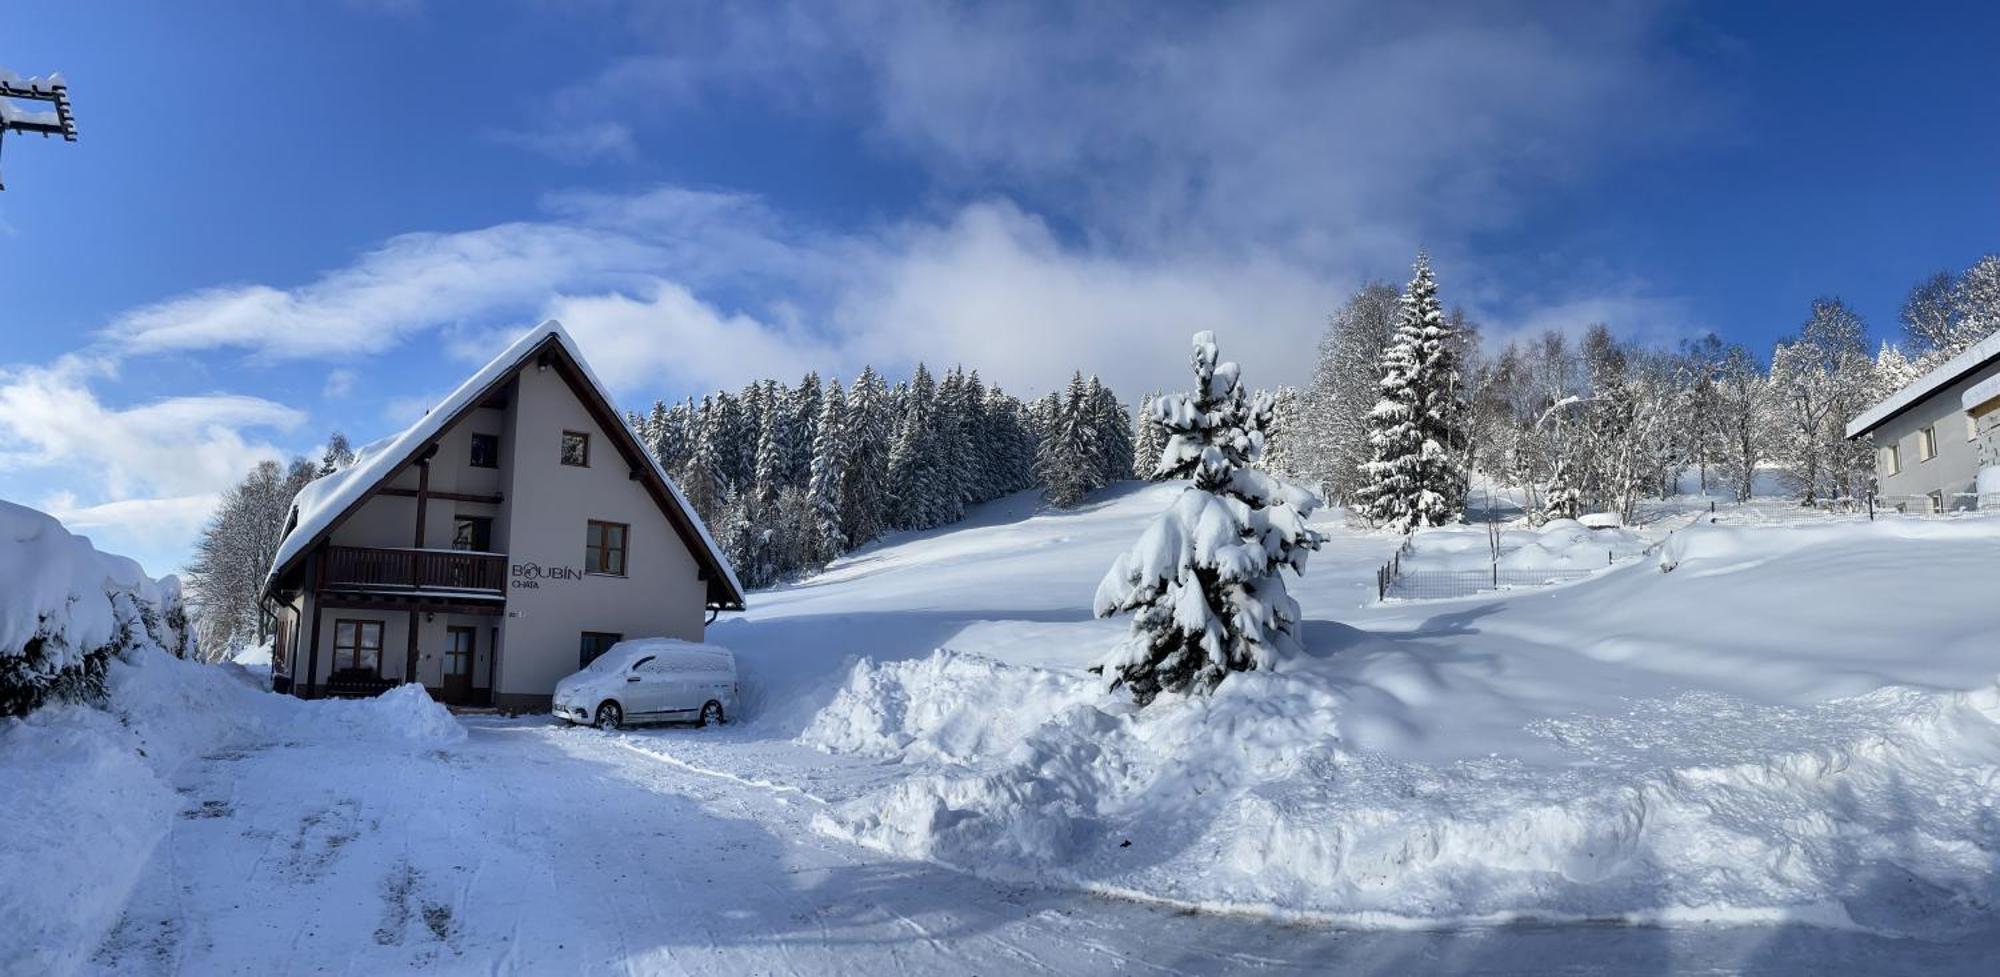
[676,395,729,525]
[889,364,950,529]
[1088,376,1134,484]
[1258,386,1305,479]
[1094,332,1325,705]
[984,386,1038,495]
[786,373,822,489]
[1037,373,1106,507]
[1355,253,1467,531]
[842,366,892,547]
[807,378,850,565]
[1130,391,1166,479]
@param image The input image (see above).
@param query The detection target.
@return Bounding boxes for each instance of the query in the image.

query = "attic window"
[560,430,590,467]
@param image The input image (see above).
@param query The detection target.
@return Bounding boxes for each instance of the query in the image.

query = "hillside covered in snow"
[702,482,2000,937]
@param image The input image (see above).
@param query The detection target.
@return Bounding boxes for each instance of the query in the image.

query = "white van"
[551,639,738,729]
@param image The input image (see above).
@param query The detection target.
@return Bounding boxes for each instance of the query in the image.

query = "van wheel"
[595,701,623,730]
[699,700,725,727]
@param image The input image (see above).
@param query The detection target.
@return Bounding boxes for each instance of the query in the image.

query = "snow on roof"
[1846,330,2000,438]
[1961,372,2000,413]
[266,321,743,606]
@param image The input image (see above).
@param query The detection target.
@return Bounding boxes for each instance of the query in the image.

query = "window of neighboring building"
[561,430,591,467]
[1882,443,1900,475]
[579,631,623,669]
[1918,425,1937,462]
[333,619,384,674]
[585,520,628,575]
[470,433,500,469]
[452,515,493,552]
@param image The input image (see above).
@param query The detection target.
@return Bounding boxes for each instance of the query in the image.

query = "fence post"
[1492,562,1498,588]
[1867,493,1875,521]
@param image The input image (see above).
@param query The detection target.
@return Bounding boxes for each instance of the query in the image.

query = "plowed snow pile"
[760,495,2000,937]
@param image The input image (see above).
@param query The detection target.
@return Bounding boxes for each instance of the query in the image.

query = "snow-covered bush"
[1,501,193,717]
[1093,332,1324,704]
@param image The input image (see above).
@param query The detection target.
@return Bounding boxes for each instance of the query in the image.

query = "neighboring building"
[261,322,745,710]
[1846,331,2000,513]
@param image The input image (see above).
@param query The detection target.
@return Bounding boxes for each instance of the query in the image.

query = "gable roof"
[264,321,744,610]
[1847,330,2000,439]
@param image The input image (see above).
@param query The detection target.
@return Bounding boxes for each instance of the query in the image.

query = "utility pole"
[0,68,80,190]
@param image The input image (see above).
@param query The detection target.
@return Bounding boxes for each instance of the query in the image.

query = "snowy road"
[85,716,1995,976]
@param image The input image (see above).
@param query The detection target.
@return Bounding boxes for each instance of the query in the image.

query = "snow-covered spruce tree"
[1355,253,1467,531]
[888,364,954,529]
[1258,385,1305,479]
[677,397,728,526]
[1130,391,1166,479]
[1093,332,1324,706]
[983,385,1039,496]
[841,366,892,547]
[1088,375,1134,485]
[806,377,850,565]
[1036,372,1106,508]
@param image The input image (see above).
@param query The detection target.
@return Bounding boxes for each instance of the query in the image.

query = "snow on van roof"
[265,321,743,606]
[1846,330,2000,438]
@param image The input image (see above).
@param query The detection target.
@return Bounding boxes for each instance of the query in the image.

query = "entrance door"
[443,627,476,704]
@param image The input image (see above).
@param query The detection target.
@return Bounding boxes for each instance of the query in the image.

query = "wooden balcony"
[320,546,506,596]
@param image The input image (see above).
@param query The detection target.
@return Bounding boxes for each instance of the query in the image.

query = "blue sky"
[3,0,1998,575]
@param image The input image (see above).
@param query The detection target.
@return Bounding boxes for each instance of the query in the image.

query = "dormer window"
[561,430,590,467]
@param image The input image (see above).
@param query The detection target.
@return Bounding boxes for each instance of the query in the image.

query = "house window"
[1928,490,1945,514]
[579,631,623,669]
[452,515,493,552]
[1917,425,1937,462]
[585,520,628,576]
[561,430,591,467]
[1970,414,1981,442]
[1882,443,1900,475]
[333,620,384,675]
[470,433,500,469]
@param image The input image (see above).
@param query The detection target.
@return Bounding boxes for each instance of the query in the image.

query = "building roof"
[264,321,745,610]
[1846,330,2000,439]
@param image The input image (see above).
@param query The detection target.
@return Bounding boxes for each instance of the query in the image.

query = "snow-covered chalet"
[261,322,745,709]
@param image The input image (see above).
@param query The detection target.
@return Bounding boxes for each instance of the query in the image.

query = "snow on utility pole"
[0,68,79,190]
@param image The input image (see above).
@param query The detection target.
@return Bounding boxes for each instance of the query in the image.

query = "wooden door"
[443,627,476,704]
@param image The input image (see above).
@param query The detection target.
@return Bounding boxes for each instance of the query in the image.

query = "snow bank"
[813,657,2000,935]
[1,500,191,715]
[801,650,1106,765]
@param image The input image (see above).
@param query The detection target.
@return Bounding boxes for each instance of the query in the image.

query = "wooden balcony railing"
[321,546,506,595]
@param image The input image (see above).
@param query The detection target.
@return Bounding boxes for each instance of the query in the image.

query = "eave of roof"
[1846,330,2000,439]
[262,321,745,610]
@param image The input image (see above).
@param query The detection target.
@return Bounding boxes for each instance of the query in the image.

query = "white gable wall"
[494,362,706,707]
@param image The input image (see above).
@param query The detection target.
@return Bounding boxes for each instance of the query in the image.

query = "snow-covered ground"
[7,483,2000,974]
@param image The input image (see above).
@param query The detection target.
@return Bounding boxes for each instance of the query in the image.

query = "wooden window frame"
[469,432,500,469]
[1918,425,1937,462]
[333,618,385,675]
[579,631,624,669]
[1883,443,1900,476]
[560,430,591,468]
[585,519,629,576]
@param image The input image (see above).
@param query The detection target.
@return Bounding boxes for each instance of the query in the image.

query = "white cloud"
[39,492,221,575]
[323,367,358,399]
[99,221,662,360]
[0,361,305,500]
[489,120,638,164]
